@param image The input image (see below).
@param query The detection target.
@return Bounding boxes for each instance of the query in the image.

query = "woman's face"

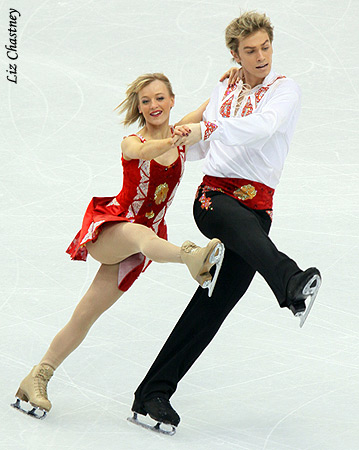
[138,80,174,126]
[231,29,273,87]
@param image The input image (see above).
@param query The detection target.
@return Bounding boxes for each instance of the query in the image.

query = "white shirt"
[187,70,301,189]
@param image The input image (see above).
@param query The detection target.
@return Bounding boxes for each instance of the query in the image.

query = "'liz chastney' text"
[5,8,21,84]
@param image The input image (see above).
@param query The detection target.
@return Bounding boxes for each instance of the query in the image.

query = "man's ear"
[230,50,240,64]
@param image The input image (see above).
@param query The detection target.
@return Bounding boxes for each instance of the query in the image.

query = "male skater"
[130,11,321,432]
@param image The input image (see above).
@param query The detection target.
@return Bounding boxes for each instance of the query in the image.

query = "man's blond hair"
[225,11,274,54]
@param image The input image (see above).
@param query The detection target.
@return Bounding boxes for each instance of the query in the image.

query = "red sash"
[201,175,274,210]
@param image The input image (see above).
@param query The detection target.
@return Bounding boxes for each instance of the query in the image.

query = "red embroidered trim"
[220,98,233,118]
[220,83,237,118]
[203,121,218,141]
[255,76,285,106]
[222,83,238,100]
[242,76,286,116]
[199,192,213,210]
[255,87,269,105]
[241,97,253,117]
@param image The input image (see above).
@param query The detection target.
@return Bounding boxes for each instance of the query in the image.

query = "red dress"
[66,134,186,291]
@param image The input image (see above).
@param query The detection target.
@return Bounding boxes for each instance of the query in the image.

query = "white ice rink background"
[1,0,359,449]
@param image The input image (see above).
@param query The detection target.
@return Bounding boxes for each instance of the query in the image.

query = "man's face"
[232,29,273,86]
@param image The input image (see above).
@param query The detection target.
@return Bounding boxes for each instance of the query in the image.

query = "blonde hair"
[115,73,175,127]
[225,11,274,55]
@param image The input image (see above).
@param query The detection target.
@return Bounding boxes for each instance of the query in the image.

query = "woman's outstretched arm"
[121,135,177,161]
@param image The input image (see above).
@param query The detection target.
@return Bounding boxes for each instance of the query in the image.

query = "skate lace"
[34,366,53,398]
[181,241,198,254]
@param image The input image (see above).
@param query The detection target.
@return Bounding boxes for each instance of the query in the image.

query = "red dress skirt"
[66,134,186,291]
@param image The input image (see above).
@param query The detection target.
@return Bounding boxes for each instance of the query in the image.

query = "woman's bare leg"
[87,222,224,289]
[86,222,182,265]
[14,224,223,413]
[14,263,124,413]
[40,223,180,368]
[40,263,123,369]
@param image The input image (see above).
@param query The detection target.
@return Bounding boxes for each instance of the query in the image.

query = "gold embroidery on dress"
[233,185,257,201]
[154,183,169,205]
[145,211,155,219]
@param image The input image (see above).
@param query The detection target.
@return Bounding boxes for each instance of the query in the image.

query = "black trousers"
[133,189,300,412]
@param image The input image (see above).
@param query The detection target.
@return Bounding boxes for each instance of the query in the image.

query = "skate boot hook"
[180,238,225,297]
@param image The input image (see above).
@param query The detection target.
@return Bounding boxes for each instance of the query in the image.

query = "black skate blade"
[127,413,176,436]
[203,243,225,297]
[298,274,322,328]
[11,398,47,420]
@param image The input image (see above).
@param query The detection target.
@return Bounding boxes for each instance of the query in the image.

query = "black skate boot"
[286,267,321,327]
[128,397,180,435]
[143,397,180,426]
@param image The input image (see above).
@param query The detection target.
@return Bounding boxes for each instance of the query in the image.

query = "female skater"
[131,11,322,431]
[12,73,224,419]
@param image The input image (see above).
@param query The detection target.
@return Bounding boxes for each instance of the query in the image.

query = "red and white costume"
[188,70,301,211]
[66,134,186,291]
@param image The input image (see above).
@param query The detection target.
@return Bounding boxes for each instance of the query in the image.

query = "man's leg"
[132,193,274,416]
[196,192,321,322]
[132,246,256,416]
[131,191,315,424]
[196,191,301,306]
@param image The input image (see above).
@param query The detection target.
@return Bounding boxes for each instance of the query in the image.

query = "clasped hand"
[172,123,202,148]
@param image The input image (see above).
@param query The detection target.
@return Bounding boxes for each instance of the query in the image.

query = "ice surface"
[1,0,359,449]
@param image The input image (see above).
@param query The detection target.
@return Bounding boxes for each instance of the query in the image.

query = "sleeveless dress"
[66,133,186,291]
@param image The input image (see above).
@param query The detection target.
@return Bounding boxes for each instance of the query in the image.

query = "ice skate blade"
[298,274,322,328]
[127,413,176,436]
[202,243,225,297]
[11,398,47,419]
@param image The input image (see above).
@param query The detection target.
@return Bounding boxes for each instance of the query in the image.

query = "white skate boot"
[181,238,225,297]
[11,363,54,419]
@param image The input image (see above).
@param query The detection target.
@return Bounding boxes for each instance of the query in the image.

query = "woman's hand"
[219,67,243,86]
[172,123,202,147]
